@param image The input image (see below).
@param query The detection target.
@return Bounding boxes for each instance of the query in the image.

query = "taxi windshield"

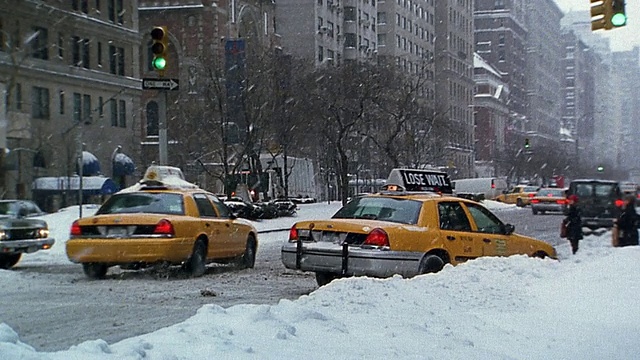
[333,197,422,225]
[96,193,185,215]
[0,201,17,216]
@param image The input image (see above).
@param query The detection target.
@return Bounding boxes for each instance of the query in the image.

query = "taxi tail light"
[557,199,567,205]
[615,199,625,208]
[154,219,175,236]
[363,228,389,247]
[531,199,540,204]
[289,226,299,242]
[528,193,535,198]
[70,220,82,236]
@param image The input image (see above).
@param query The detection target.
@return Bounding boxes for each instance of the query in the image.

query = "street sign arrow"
[142,78,179,91]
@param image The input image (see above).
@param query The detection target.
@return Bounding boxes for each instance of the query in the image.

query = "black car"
[566,179,623,229]
[0,200,55,269]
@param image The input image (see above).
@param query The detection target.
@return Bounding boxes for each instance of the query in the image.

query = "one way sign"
[142,78,179,91]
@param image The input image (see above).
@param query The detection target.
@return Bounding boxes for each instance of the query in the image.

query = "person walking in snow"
[563,194,583,254]
[613,195,639,247]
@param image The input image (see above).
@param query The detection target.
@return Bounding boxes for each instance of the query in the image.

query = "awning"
[78,151,101,176]
[32,176,118,195]
[113,152,136,176]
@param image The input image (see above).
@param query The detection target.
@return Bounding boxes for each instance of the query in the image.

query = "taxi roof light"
[363,228,389,247]
[154,219,175,236]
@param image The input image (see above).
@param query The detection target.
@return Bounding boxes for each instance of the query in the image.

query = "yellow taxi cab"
[530,187,568,215]
[281,168,556,286]
[66,165,258,279]
[495,184,540,207]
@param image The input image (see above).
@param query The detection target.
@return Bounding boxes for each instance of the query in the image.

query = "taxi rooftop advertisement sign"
[386,168,453,194]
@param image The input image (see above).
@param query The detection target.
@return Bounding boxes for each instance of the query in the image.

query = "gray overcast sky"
[555,0,639,51]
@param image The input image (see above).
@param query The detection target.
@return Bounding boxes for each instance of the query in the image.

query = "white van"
[451,177,508,201]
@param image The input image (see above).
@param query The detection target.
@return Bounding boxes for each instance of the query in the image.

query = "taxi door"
[437,201,482,264]
[208,194,246,254]
[193,193,233,257]
[462,202,513,256]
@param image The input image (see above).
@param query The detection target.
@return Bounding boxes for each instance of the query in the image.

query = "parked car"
[495,185,540,207]
[282,168,556,287]
[451,177,508,201]
[566,179,624,229]
[66,165,259,279]
[0,200,55,269]
[530,188,568,215]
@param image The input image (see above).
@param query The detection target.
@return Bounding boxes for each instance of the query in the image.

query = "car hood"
[0,217,48,229]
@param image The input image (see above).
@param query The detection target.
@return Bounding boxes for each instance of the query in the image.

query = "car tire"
[418,255,445,274]
[186,239,207,277]
[315,271,338,287]
[516,198,524,207]
[82,263,108,279]
[532,208,538,215]
[0,253,22,269]
[238,235,257,269]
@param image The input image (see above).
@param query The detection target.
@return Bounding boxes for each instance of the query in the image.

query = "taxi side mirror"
[504,223,515,235]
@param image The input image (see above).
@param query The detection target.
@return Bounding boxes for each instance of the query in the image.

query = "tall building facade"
[524,1,563,143]
[610,47,640,171]
[434,0,475,178]
[276,0,377,65]
[376,0,436,106]
[474,0,527,120]
[0,0,142,204]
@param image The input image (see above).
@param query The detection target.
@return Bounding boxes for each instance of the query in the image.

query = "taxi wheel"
[532,208,538,215]
[238,235,257,269]
[516,198,524,207]
[186,239,207,277]
[315,272,338,286]
[0,253,22,269]
[82,263,108,279]
[418,255,445,274]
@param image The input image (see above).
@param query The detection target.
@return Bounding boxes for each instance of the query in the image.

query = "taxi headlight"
[37,228,49,238]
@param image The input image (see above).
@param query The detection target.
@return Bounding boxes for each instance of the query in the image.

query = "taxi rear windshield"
[333,197,422,224]
[96,193,185,215]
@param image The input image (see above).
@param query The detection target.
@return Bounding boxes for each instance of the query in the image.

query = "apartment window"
[73,93,82,122]
[377,33,386,46]
[82,39,90,69]
[57,33,64,58]
[110,99,117,126]
[108,0,123,24]
[344,7,356,21]
[97,42,102,67]
[327,21,334,37]
[59,90,65,115]
[378,12,386,24]
[98,96,104,117]
[0,19,5,52]
[318,46,324,62]
[72,0,79,10]
[318,0,323,4]
[83,94,92,123]
[32,27,49,60]
[146,101,159,136]
[109,45,125,75]
[317,16,323,31]
[82,0,89,13]
[345,33,356,48]
[15,83,22,110]
[118,100,126,127]
[327,49,334,62]
[31,86,50,119]
[498,33,505,46]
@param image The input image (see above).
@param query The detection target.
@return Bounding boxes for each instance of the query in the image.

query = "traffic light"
[150,26,168,76]
[611,0,627,27]
[524,138,530,149]
[591,0,613,31]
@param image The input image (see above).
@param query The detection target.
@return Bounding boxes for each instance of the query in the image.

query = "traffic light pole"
[159,89,168,165]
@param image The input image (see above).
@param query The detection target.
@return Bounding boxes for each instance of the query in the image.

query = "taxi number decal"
[495,239,507,255]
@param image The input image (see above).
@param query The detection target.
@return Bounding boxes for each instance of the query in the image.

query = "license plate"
[107,227,129,236]
[322,232,342,244]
